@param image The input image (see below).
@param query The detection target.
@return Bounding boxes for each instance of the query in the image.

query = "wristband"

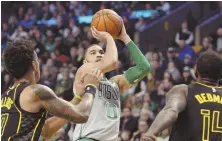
[85,84,97,97]
[75,94,83,100]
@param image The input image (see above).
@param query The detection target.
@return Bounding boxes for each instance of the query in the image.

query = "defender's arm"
[144,84,187,137]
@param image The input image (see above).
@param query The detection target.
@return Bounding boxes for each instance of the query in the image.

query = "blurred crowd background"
[1,1,222,141]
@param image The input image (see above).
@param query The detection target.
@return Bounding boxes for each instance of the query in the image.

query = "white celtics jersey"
[73,78,121,141]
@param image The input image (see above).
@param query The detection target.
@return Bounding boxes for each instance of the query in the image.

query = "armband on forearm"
[85,84,97,97]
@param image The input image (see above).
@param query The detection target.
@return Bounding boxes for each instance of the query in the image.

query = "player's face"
[84,45,105,63]
[33,52,40,83]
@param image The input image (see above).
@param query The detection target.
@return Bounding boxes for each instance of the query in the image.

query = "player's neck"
[14,73,34,86]
[198,78,219,86]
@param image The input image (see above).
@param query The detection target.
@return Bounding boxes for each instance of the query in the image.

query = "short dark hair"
[197,50,222,80]
[84,44,98,59]
[3,40,35,79]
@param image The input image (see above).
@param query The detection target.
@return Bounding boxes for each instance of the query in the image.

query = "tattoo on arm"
[146,84,187,136]
[31,84,93,123]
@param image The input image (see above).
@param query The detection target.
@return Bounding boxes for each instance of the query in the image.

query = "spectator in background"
[178,66,194,85]
[69,47,78,65]
[166,61,181,83]
[158,79,173,96]
[55,67,73,96]
[135,17,146,32]
[145,44,155,61]
[10,25,28,41]
[55,36,69,56]
[216,27,222,52]
[2,74,12,93]
[32,30,46,56]
[175,21,194,45]
[163,71,176,85]
[199,37,213,55]
[130,96,143,117]
[125,80,147,97]
[157,1,171,14]
[178,40,196,63]
[46,58,59,75]
[18,14,34,29]
[151,60,164,83]
[145,3,152,10]
[162,47,183,73]
[131,120,149,141]
[120,107,138,137]
[2,23,13,36]
[139,109,153,127]
[183,54,194,68]
[17,7,25,21]
[44,30,56,53]
[39,65,57,89]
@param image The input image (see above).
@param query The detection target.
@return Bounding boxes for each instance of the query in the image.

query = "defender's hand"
[75,79,85,97]
[84,68,103,87]
[91,26,112,42]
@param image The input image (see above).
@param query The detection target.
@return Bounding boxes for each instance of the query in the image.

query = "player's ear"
[83,59,87,64]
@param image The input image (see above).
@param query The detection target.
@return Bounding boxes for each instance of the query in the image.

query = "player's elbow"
[102,59,118,70]
[74,115,89,123]
[110,60,118,69]
[81,115,89,123]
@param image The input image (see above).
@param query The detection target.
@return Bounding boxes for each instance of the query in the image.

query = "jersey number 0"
[105,102,118,120]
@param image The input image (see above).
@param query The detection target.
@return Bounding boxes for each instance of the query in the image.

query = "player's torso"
[169,82,222,141]
[74,78,121,141]
[1,82,47,141]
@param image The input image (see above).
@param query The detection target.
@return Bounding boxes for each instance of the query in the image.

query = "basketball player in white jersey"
[42,20,151,141]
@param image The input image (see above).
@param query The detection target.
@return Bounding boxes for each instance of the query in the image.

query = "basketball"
[91,9,123,38]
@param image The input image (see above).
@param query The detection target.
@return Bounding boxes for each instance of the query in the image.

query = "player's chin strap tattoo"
[124,41,152,84]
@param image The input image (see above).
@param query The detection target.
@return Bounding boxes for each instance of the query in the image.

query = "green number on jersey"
[105,102,118,120]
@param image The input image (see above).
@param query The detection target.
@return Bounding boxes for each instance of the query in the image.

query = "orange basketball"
[91,9,122,38]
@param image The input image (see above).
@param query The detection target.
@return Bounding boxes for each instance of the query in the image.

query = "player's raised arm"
[111,21,152,92]
[90,26,118,73]
[141,84,187,141]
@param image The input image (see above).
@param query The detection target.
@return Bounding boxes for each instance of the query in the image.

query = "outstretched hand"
[83,68,103,87]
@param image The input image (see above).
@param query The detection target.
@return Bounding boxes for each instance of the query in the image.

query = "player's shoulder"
[23,84,55,100]
[167,84,188,97]
[172,84,188,90]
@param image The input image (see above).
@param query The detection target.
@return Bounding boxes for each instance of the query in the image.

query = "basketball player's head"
[3,39,40,84]
[83,44,104,63]
[195,50,222,81]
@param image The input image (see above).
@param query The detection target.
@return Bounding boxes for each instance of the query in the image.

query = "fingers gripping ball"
[91,9,123,38]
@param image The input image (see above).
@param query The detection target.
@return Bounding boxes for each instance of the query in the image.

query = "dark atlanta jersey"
[169,82,222,141]
[1,82,47,141]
